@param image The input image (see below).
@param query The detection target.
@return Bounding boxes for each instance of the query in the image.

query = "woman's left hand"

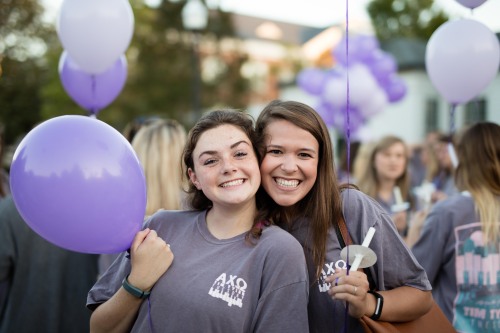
[325,268,371,318]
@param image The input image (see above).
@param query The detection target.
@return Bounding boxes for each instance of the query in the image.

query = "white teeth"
[275,178,299,188]
[220,179,244,187]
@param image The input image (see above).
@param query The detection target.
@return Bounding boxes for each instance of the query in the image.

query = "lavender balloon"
[10,116,146,254]
[59,51,127,115]
[426,19,500,104]
[455,0,488,9]
[297,68,329,95]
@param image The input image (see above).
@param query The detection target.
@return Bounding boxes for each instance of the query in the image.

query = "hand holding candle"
[390,186,410,213]
[341,227,377,271]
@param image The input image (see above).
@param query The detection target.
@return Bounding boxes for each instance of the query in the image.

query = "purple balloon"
[366,50,397,83]
[331,105,365,134]
[332,36,363,66]
[297,68,329,95]
[455,0,487,9]
[356,35,380,63]
[10,115,146,254]
[382,75,407,102]
[332,34,380,66]
[315,102,334,127]
[59,51,128,115]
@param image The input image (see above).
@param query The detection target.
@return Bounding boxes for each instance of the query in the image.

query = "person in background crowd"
[131,118,188,215]
[412,122,500,331]
[121,116,162,143]
[255,100,432,333]
[356,135,414,236]
[0,124,10,201]
[430,133,458,202]
[87,109,309,333]
[0,196,99,333]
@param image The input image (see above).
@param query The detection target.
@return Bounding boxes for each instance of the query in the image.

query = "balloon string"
[90,75,98,116]
[449,103,457,136]
[148,296,155,333]
[448,104,459,168]
[345,0,351,273]
[343,1,351,332]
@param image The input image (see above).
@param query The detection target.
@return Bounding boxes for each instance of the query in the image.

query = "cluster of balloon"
[57,0,134,116]
[426,17,499,106]
[9,0,146,254]
[297,34,407,136]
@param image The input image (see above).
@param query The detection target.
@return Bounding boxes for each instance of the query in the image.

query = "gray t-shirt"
[88,209,309,333]
[412,192,500,332]
[289,189,431,333]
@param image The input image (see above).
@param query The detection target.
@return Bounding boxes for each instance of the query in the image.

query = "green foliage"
[0,0,54,144]
[367,0,448,42]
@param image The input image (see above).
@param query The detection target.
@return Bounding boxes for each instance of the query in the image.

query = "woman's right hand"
[128,228,174,291]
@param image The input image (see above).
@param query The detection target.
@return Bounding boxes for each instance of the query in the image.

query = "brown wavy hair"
[255,100,343,277]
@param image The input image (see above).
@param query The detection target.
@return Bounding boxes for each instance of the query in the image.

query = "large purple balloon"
[10,116,146,254]
[426,19,500,104]
[59,51,127,115]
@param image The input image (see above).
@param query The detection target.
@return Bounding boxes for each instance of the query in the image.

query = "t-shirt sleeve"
[86,215,159,311]
[251,229,309,332]
[86,251,131,311]
[343,189,432,291]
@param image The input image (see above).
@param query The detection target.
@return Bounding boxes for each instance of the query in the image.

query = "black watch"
[368,290,384,320]
[122,274,151,299]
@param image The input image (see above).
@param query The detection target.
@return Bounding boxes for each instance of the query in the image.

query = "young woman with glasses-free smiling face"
[256,100,432,333]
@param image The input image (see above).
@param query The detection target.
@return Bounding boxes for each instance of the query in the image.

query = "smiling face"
[260,119,319,207]
[188,124,260,209]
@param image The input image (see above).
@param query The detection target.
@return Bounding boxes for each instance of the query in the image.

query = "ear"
[188,168,201,190]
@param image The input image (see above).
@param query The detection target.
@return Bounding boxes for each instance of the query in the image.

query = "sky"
[42,0,500,32]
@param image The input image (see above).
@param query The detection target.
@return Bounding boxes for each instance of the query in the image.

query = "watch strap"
[368,290,384,320]
[122,274,151,299]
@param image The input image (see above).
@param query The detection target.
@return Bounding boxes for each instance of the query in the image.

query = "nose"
[221,159,237,174]
[280,155,298,173]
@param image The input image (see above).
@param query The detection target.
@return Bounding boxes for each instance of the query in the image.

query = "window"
[425,98,439,133]
[464,98,487,125]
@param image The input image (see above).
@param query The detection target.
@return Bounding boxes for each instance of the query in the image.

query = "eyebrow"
[266,144,317,153]
[198,140,251,159]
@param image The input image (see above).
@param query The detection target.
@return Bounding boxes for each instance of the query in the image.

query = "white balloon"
[359,86,388,118]
[426,19,500,105]
[348,64,380,107]
[322,75,348,108]
[322,64,383,110]
[57,0,135,74]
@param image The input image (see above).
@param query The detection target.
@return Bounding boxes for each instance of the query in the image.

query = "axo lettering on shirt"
[208,273,248,308]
